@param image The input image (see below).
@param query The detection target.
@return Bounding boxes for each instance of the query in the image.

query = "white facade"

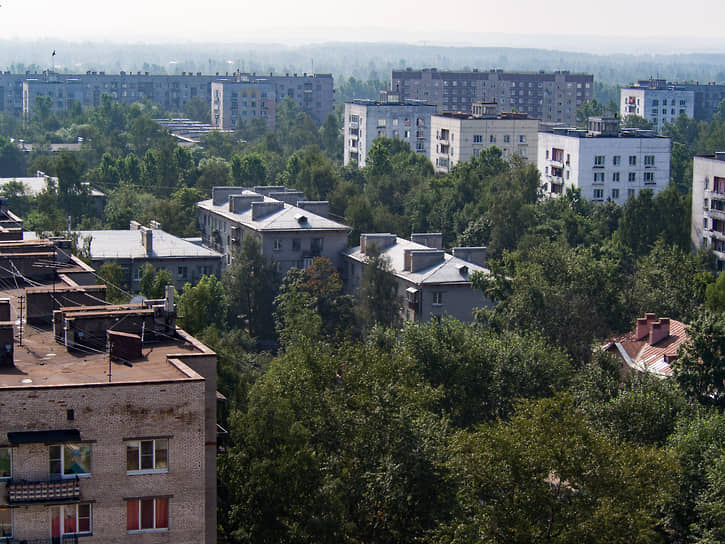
[691,154,725,272]
[538,127,671,204]
[620,86,695,132]
[344,100,436,167]
[429,113,540,173]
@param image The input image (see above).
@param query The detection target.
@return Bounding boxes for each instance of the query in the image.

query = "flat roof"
[77,229,223,260]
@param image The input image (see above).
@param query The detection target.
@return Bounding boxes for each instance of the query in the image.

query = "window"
[593,188,604,199]
[628,172,637,182]
[473,135,482,144]
[0,448,9,480]
[177,266,187,280]
[127,439,168,474]
[594,155,605,166]
[292,239,301,251]
[49,444,91,478]
[612,188,620,199]
[51,503,91,537]
[504,134,510,143]
[273,239,282,251]
[126,498,168,532]
[593,172,605,182]
[629,155,637,166]
[644,172,655,184]
[644,155,655,166]
[519,135,526,143]
[311,238,324,254]
[432,291,443,305]
[628,188,635,198]
[551,148,564,162]
[612,172,620,182]
[613,155,621,166]
[489,134,496,143]
[303,257,314,268]
[0,508,10,539]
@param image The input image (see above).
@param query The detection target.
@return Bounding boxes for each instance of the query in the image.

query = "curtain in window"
[126,500,139,531]
[155,497,169,529]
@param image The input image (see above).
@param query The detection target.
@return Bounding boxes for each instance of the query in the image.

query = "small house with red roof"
[603,313,690,378]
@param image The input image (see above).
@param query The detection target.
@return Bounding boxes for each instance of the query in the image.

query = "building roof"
[198,193,350,233]
[0,175,104,197]
[603,314,689,378]
[343,236,490,286]
[77,229,223,260]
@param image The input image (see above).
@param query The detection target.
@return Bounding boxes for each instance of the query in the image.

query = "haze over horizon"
[2,0,725,55]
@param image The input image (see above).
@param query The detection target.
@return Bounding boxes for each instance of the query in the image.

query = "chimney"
[452,247,487,267]
[404,249,445,272]
[140,227,153,255]
[129,220,141,230]
[649,318,670,345]
[411,233,443,249]
[212,186,246,206]
[251,201,284,220]
[360,234,397,255]
[635,317,650,340]
[229,194,263,213]
[296,201,329,218]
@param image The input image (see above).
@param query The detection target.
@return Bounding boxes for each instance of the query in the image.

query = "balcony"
[7,537,81,544]
[7,477,80,504]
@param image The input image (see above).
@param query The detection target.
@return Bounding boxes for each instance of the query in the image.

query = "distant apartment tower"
[538,117,671,204]
[211,80,276,131]
[344,91,437,166]
[11,70,334,124]
[430,105,540,173]
[691,153,725,272]
[392,68,593,125]
[620,79,695,131]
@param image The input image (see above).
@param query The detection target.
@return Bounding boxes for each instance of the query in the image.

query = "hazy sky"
[2,0,725,49]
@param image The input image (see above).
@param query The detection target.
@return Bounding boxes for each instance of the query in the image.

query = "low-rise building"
[538,117,671,203]
[342,233,490,323]
[77,222,224,291]
[197,186,351,275]
[691,152,725,272]
[430,107,539,172]
[344,91,437,166]
[620,79,695,131]
[603,313,689,378]
[0,236,218,543]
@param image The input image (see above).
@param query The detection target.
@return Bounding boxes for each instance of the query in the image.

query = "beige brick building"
[0,237,217,543]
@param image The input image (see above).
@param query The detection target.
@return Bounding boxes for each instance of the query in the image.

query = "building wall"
[0,377,210,543]
[692,155,725,272]
[538,132,671,204]
[392,69,593,125]
[343,102,436,166]
[620,87,695,131]
[430,115,539,173]
[211,81,276,131]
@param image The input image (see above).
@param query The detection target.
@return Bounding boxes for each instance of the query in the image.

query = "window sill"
[127,469,169,476]
[128,529,169,534]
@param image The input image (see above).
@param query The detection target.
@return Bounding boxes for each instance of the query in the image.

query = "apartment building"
[620,79,695,131]
[342,233,490,323]
[197,186,350,275]
[344,91,437,166]
[691,153,725,272]
[9,70,333,124]
[211,80,276,131]
[430,108,540,173]
[537,117,671,204]
[392,68,593,125]
[77,221,224,292]
[0,236,218,543]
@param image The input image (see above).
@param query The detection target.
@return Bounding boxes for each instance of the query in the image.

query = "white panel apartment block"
[691,154,725,272]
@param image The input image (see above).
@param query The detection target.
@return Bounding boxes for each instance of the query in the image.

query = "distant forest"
[4,39,725,88]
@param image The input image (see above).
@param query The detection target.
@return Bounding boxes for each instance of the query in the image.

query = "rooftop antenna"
[311,58,314,74]
[51,50,56,74]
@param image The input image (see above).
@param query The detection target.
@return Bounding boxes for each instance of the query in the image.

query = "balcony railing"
[8,537,80,544]
[7,477,80,503]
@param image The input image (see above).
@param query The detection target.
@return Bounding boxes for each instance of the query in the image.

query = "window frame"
[0,447,10,480]
[126,497,169,533]
[0,507,11,540]
[49,443,92,479]
[50,503,92,538]
[126,438,169,475]
[432,291,444,306]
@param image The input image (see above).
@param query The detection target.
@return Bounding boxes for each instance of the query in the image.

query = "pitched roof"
[604,316,689,378]
[343,236,490,286]
[197,194,350,233]
[77,229,223,260]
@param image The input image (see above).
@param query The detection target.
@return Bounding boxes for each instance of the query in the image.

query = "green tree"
[97,262,127,303]
[356,246,400,331]
[705,272,725,313]
[139,264,173,299]
[0,136,26,177]
[622,114,654,129]
[177,275,228,335]
[231,152,267,185]
[223,236,278,338]
[182,96,211,124]
[672,310,725,407]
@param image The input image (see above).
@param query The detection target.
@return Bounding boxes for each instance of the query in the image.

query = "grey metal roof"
[343,237,491,286]
[77,229,223,260]
[197,195,350,233]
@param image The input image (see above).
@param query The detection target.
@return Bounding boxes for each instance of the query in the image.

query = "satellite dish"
[129,295,147,305]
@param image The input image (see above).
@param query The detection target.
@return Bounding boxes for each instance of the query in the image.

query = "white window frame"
[49,443,91,479]
[50,503,92,537]
[432,291,443,306]
[126,438,169,475]
[273,239,282,251]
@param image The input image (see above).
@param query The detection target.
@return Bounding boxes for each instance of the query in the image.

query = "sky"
[2,0,725,52]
